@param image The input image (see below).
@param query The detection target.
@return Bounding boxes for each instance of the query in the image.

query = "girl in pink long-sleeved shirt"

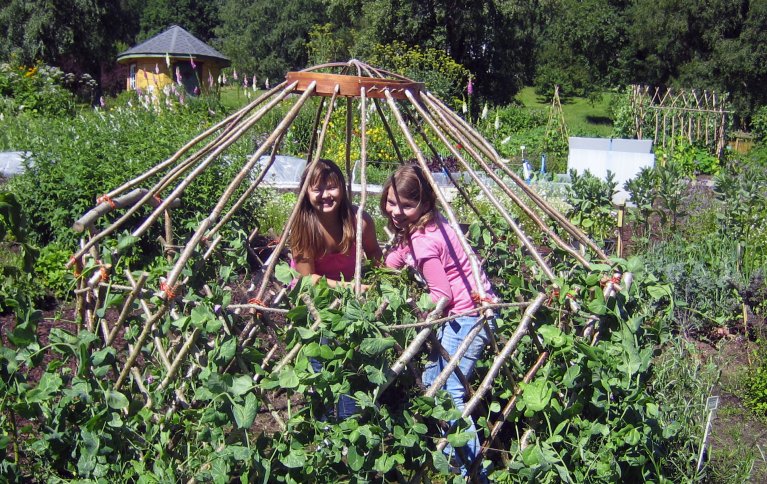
[380,164,494,479]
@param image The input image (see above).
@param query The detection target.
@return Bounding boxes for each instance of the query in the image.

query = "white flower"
[462,102,467,114]
[494,113,500,131]
[481,103,488,119]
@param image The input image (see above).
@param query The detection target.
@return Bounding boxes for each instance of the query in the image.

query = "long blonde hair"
[289,159,355,260]
[380,164,437,237]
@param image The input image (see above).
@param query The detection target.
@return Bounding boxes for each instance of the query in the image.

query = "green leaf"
[359,337,396,356]
[105,389,130,410]
[232,393,259,429]
[278,367,299,389]
[229,375,253,396]
[373,452,404,473]
[279,449,307,468]
[431,449,450,474]
[521,379,552,412]
[26,372,63,403]
[275,262,297,285]
[538,325,567,348]
[303,342,321,358]
[446,428,473,448]
[117,234,139,251]
[347,446,364,472]
[647,284,671,300]
[295,326,316,340]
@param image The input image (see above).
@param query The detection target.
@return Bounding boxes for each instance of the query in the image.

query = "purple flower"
[467,78,473,96]
[99,96,105,108]
[176,67,182,85]
[190,56,196,70]
[194,86,200,95]
[208,72,214,88]
[154,63,160,75]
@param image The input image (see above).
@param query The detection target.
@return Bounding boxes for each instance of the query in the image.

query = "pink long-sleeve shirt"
[385,217,495,314]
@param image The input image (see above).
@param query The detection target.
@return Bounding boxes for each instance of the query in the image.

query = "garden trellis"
[629,84,731,158]
[68,60,633,479]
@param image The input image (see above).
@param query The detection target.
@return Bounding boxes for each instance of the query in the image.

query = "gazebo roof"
[117,25,230,66]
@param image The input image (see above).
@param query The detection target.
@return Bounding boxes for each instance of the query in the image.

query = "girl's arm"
[360,210,383,263]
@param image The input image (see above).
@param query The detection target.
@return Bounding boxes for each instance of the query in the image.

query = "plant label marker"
[697,395,720,473]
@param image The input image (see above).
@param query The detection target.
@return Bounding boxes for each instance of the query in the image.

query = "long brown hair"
[289,159,356,260]
[380,164,437,237]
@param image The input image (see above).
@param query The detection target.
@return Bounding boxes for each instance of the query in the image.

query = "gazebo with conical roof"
[117,25,230,95]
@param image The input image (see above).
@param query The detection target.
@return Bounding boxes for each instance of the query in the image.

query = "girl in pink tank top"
[288,158,382,288]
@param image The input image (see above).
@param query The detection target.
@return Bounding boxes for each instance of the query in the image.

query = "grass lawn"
[514,86,616,137]
[219,84,617,138]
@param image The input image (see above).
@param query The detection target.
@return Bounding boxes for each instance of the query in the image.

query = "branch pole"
[353,88,368,295]
[375,298,450,400]
[68,81,298,267]
[435,292,546,452]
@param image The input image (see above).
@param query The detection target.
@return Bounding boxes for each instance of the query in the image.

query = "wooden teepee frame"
[69,59,631,479]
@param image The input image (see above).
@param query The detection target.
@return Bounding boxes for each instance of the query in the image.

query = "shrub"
[0,60,77,116]
[368,41,470,102]
[4,105,257,249]
[566,169,617,242]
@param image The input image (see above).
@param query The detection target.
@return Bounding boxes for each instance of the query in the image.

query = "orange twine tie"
[160,281,177,300]
[471,292,495,306]
[546,288,560,306]
[97,194,116,209]
[70,255,82,277]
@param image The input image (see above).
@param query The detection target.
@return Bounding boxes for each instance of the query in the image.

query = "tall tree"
[0,0,139,77]
[216,0,326,81]
[137,0,221,42]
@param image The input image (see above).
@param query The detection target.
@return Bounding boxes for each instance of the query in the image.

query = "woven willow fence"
[629,84,731,158]
[69,60,632,479]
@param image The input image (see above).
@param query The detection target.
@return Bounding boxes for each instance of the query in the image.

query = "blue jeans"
[310,337,358,420]
[423,315,493,479]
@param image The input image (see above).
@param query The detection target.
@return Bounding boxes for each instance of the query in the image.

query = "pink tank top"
[290,246,357,282]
